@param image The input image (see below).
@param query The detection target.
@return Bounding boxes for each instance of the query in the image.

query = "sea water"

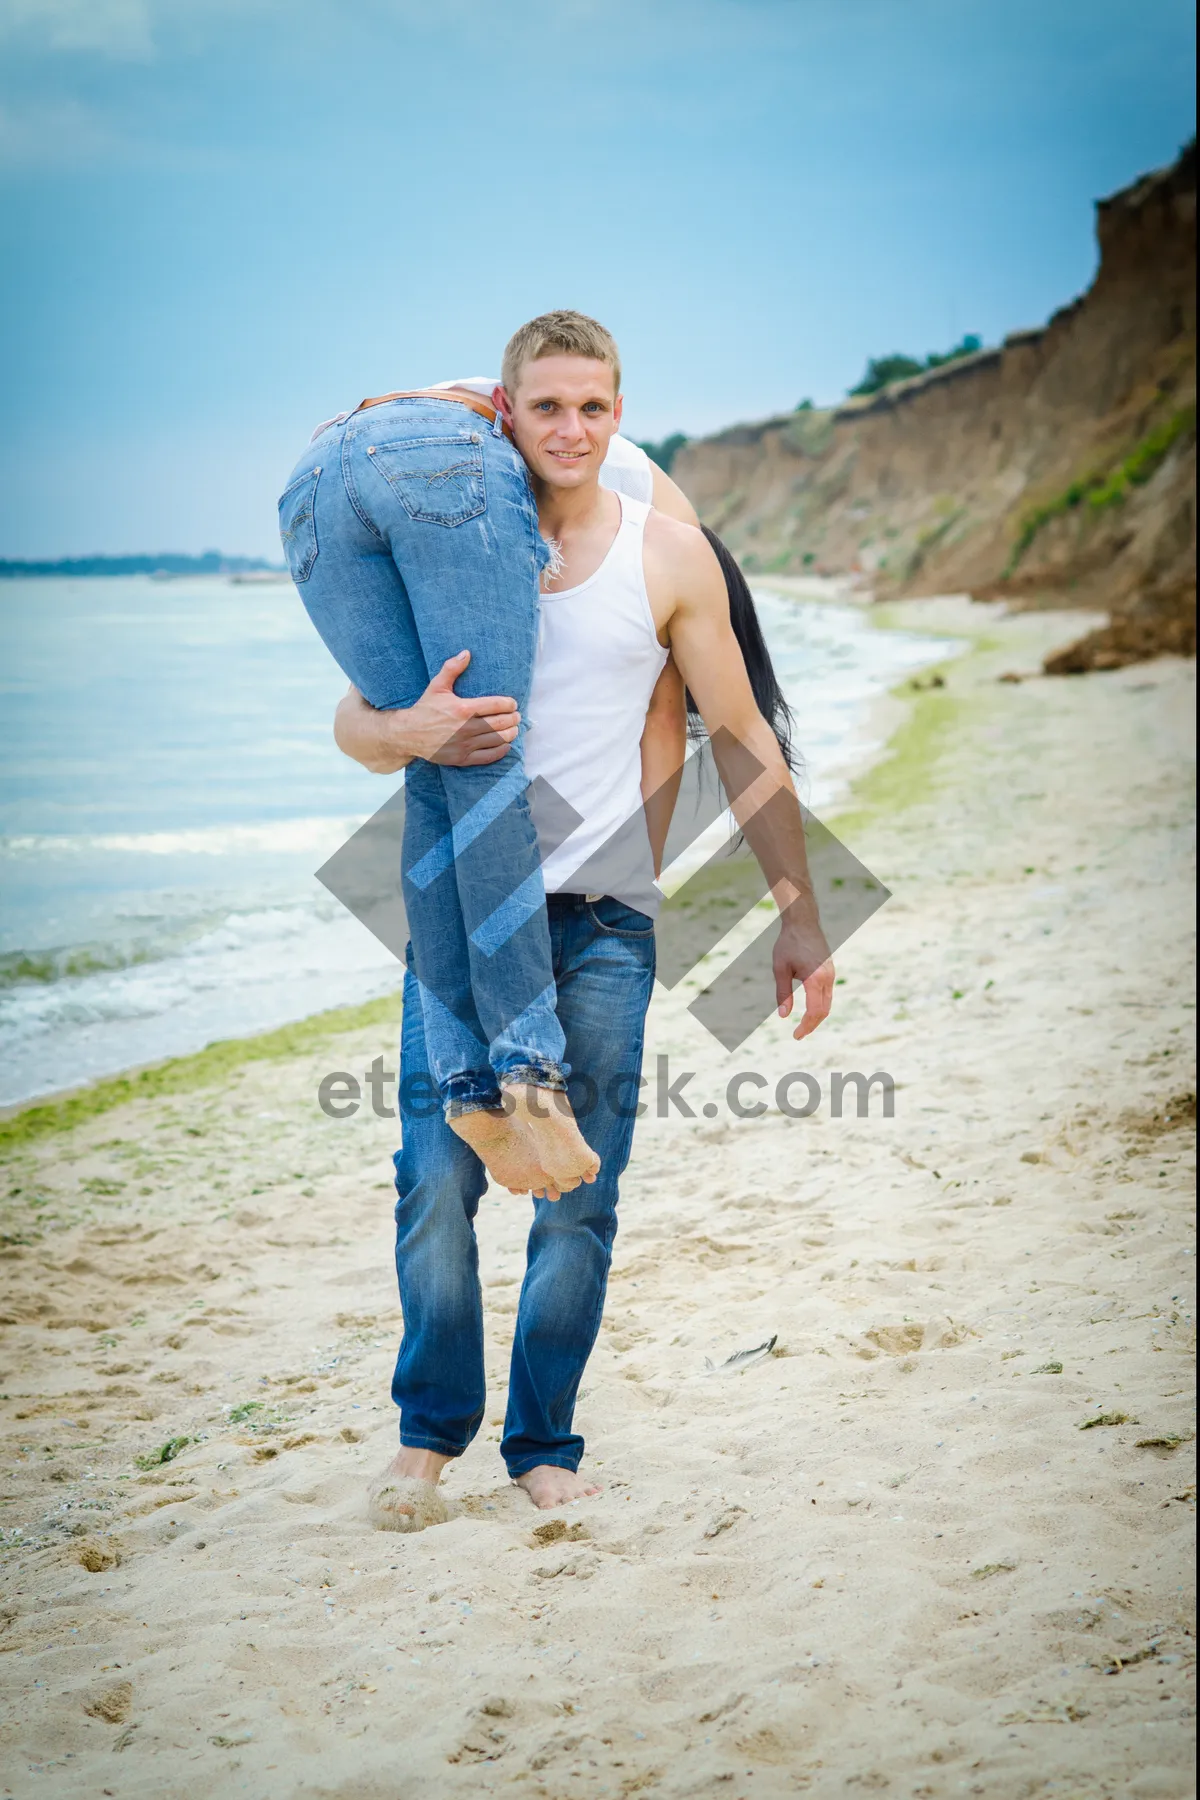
[0,576,957,1104]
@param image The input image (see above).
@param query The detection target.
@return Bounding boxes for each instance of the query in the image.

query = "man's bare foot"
[501,1084,600,1191]
[515,1465,603,1509]
[368,1446,460,1533]
[447,1107,555,1195]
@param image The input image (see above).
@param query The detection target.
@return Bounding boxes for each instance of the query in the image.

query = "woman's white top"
[523,494,669,911]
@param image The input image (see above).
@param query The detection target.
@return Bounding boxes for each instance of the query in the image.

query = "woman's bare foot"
[447,1107,552,1194]
[515,1465,603,1509]
[501,1084,600,1191]
[368,1446,459,1533]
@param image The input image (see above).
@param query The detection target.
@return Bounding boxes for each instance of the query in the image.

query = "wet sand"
[0,600,1194,1799]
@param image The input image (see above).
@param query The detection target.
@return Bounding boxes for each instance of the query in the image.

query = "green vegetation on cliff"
[848,335,982,397]
[1005,403,1196,574]
[635,432,689,474]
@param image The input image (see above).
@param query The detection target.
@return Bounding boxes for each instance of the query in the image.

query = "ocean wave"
[0,905,401,1042]
[0,898,348,991]
[0,932,212,989]
[0,815,368,859]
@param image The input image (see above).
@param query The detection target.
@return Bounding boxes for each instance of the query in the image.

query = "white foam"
[1,816,367,860]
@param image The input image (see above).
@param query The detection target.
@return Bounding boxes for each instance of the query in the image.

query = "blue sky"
[0,0,1194,558]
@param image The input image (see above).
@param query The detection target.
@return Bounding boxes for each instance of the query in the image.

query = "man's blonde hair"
[500,310,622,396]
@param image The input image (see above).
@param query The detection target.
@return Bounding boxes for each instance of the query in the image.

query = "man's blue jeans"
[279,398,565,1114]
[391,895,655,1475]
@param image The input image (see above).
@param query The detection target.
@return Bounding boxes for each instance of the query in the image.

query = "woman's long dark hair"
[688,527,800,776]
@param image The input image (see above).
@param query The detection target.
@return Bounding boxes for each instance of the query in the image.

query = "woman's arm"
[639,656,688,877]
[650,462,700,527]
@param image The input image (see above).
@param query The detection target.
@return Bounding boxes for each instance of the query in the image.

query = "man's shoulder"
[645,506,700,547]
[642,509,723,617]
[644,508,716,572]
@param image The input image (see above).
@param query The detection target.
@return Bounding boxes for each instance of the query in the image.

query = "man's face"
[497,354,623,489]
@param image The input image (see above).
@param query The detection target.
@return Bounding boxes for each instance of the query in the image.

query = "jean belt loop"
[490,405,506,440]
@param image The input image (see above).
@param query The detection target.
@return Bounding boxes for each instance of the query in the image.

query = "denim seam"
[368,432,482,447]
[278,465,321,583]
[444,1097,504,1121]
[399,1433,467,1457]
[504,1452,580,1477]
[341,425,385,538]
[501,1195,621,1484]
[519,458,553,579]
[585,915,656,940]
[574,1212,619,1400]
[441,1071,503,1102]
[278,466,320,502]
[500,1062,569,1093]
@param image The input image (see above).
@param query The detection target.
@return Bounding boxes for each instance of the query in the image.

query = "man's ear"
[493,384,514,428]
[613,392,624,429]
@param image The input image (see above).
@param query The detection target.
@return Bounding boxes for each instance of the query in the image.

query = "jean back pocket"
[368,434,486,527]
[278,466,321,583]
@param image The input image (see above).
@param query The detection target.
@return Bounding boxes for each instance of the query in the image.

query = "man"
[332,312,834,1526]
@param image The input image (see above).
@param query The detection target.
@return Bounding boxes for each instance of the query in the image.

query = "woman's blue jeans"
[279,398,566,1113]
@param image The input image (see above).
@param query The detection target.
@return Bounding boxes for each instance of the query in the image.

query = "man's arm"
[333,649,520,773]
[639,656,688,877]
[645,516,835,1041]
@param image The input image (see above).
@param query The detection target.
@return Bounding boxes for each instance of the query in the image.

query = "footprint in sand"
[864,1316,977,1354]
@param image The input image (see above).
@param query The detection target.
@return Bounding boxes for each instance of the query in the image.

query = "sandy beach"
[0,598,1193,1800]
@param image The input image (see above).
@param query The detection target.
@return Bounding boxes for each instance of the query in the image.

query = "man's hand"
[773,917,835,1043]
[400,650,521,765]
[333,650,520,774]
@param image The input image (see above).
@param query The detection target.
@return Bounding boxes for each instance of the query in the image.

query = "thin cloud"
[0,0,286,60]
[0,96,133,166]
[0,0,154,58]
[0,94,237,171]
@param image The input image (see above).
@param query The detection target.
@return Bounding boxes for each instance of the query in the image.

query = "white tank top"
[525,494,669,912]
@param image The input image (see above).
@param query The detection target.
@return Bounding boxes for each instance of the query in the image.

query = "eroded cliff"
[674,146,1196,670]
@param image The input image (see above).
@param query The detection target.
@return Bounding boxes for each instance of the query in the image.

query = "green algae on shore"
[0,989,403,1151]
[819,606,1004,840]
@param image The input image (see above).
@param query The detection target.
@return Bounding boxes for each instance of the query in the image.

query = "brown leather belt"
[353,385,513,442]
